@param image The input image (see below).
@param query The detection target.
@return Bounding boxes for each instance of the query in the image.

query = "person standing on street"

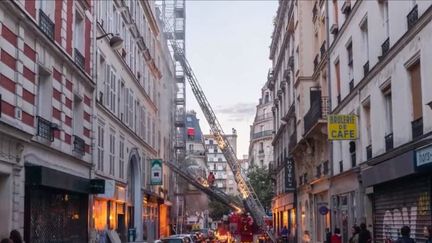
[331,228,342,243]
[280,226,289,243]
[396,226,415,243]
[358,223,372,243]
[325,228,332,243]
[424,226,432,243]
[349,225,361,243]
[9,230,22,243]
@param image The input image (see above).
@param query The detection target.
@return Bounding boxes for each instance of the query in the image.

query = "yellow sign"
[192,224,200,230]
[328,115,357,140]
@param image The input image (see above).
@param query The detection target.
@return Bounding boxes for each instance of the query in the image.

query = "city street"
[1,0,432,243]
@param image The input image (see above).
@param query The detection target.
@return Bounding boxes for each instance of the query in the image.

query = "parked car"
[170,234,197,243]
[191,228,214,241]
[160,235,193,243]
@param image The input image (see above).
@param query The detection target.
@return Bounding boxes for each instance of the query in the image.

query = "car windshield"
[161,239,184,243]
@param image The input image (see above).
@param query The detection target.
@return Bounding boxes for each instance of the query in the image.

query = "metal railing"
[349,79,354,92]
[37,116,53,141]
[74,48,85,70]
[412,117,423,139]
[39,10,55,40]
[303,96,329,134]
[255,113,272,122]
[252,130,273,140]
[73,135,85,155]
[385,133,394,151]
[366,145,372,160]
[381,37,390,57]
[407,5,418,30]
[363,61,369,77]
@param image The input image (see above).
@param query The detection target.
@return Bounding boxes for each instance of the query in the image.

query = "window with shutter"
[109,68,116,113]
[105,66,110,106]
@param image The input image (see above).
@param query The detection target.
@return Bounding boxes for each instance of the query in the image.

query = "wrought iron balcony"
[412,117,423,139]
[320,41,326,58]
[407,5,418,30]
[74,48,85,70]
[252,130,273,140]
[73,135,85,155]
[303,96,329,134]
[314,54,319,71]
[381,37,390,57]
[39,10,55,40]
[363,61,369,77]
[349,79,354,92]
[37,116,54,141]
[366,145,372,160]
[385,133,394,151]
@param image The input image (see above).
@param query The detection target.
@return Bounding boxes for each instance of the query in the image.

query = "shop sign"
[285,157,295,192]
[416,145,432,168]
[318,205,329,215]
[327,115,357,140]
[97,179,115,198]
[151,159,163,185]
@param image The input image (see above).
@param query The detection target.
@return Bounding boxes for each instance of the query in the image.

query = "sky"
[184,0,278,157]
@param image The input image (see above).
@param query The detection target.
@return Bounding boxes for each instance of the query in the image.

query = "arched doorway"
[128,148,143,241]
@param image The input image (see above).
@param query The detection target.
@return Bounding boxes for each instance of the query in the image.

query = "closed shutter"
[373,176,431,242]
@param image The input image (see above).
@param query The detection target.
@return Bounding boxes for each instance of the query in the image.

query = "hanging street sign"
[285,157,295,192]
[150,159,163,185]
[327,114,358,140]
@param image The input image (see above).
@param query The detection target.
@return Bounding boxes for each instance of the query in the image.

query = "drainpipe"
[325,0,334,231]
[89,4,98,243]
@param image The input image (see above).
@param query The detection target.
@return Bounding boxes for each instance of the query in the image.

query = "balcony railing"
[37,116,54,141]
[381,37,390,57]
[255,113,272,122]
[320,41,326,58]
[73,135,85,155]
[385,133,394,151]
[366,145,372,160]
[407,5,418,30]
[349,79,354,92]
[363,61,369,77]
[39,10,55,40]
[74,48,85,70]
[258,149,264,154]
[303,96,329,134]
[412,117,423,139]
[314,55,319,71]
[252,130,273,140]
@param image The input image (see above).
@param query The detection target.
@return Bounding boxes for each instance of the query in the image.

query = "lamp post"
[96,33,124,50]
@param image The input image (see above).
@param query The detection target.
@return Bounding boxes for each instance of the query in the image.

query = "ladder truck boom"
[163,159,243,212]
[169,44,276,242]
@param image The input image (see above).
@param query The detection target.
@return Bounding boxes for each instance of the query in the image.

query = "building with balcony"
[327,1,432,242]
[183,111,209,231]
[248,83,274,169]
[93,0,176,241]
[268,0,297,238]
[204,130,238,195]
[0,0,95,241]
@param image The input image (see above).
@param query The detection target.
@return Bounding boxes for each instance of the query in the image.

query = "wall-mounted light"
[96,33,124,50]
[427,101,432,110]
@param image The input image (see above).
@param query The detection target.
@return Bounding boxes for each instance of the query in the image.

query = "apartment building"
[248,83,274,169]
[327,1,432,242]
[93,0,175,241]
[204,131,238,195]
[184,111,209,231]
[0,0,94,241]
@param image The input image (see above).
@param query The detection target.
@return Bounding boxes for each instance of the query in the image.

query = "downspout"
[325,0,334,231]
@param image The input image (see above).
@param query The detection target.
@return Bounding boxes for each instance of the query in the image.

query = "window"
[119,81,125,121]
[265,93,270,103]
[119,137,125,179]
[109,67,116,113]
[363,99,372,145]
[379,0,389,37]
[360,17,369,61]
[38,71,52,118]
[382,85,393,135]
[73,96,84,136]
[409,61,422,121]
[40,0,55,18]
[125,89,134,128]
[97,123,105,171]
[109,132,115,176]
[74,11,85,52]
[259,142,264,152]
[332,0,339,26]
[346,41,353,75]
[209,140,214,145]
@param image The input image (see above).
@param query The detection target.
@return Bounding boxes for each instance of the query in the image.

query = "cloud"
[214,103,256,122]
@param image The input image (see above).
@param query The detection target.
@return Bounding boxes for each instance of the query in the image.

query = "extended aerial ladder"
[163,159,243,212]
[166,41,276,242]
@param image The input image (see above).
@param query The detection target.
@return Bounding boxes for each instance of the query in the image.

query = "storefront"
[329,168,362,243]
[272,193,296,239]
[24,165,93,243]
[143,193,160,242]
[311,179,330,243]
[93,181,128,242]
[362,146,432,242]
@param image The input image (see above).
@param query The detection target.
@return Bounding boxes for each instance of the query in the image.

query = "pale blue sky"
[184,0,278,157]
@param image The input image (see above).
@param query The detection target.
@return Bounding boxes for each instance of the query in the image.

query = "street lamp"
[96,33,124,50]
